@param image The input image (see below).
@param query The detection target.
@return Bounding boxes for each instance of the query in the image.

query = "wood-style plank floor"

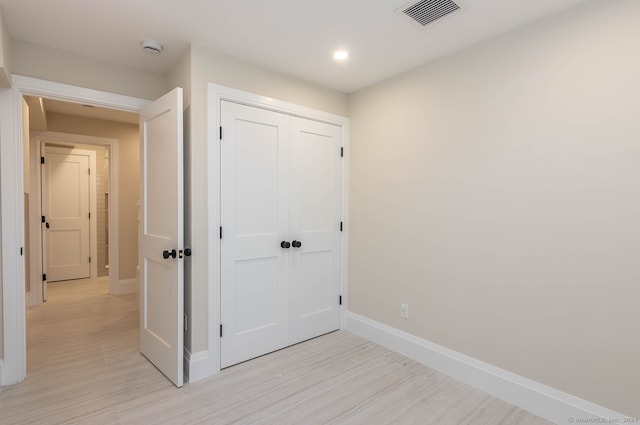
[0,277,551,425]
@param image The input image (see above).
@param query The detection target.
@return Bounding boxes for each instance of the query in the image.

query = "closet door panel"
[289,117,342,344]
[220,101,290,368]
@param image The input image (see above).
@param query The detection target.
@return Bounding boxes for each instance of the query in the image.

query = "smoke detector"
[141,39,163,54]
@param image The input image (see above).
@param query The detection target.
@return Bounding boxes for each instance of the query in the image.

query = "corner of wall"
[165,46,192,108]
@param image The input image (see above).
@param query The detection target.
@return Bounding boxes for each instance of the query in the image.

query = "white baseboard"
[345,312,628,425]
[184,348,214,383]
[112,278,136,295]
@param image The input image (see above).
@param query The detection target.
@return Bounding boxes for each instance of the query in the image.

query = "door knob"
[163,249,177,259]
[292,240,302,248]
[280,241,291,249]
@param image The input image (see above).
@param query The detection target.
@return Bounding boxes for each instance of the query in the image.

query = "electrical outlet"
[400,304,409,320]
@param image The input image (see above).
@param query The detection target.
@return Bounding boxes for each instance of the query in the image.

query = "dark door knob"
[292,240,302,248]
[281,241,291,249]
[163,249,177,259]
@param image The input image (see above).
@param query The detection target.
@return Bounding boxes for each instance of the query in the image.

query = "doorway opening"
[21,94,141,376]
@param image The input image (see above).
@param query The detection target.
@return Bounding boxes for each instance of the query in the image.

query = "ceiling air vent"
[400,0,462,27]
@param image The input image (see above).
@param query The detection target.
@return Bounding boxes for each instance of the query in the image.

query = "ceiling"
[0,0,589,93]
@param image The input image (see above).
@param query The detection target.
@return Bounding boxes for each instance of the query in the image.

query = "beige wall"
[46,113,139,281]
[185,46,348,353]
[11,40,165,100]
[348,0,640,417]
[0,6,11,87]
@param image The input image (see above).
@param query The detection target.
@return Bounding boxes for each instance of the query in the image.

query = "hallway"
[1,277,172,424]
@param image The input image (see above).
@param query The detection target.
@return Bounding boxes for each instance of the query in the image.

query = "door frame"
[204,84,350,378]
[0,75,149,386]
[30,133,119,306]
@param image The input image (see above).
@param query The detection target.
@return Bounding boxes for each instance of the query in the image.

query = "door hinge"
[339,295,343,305]
[88,168,91,175]
[88,212,91,219]
[184,314,188,332]
[219,126,223,140]
[42,273,47,281]
[220,226,223,239]
[89,256,92,263]
[42,215,46,223]
[20,247,23,256]
[340,222,343,232]
[220,324,223,338]
[40,156,45,164]
[341,147,344,157]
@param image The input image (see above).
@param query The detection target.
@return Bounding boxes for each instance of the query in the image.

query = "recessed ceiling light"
[333,50,349,62]
[141,39,163,54]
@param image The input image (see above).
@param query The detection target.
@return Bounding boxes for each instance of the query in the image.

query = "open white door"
[139,88,184,387]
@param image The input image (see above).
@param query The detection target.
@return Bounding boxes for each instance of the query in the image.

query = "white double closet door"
[220,100,342,368]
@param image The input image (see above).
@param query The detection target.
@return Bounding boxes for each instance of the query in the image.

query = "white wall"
[10,40,165,100]
[348,0,640,417]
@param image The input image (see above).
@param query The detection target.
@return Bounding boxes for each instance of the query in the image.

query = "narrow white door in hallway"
[43,147,94,282]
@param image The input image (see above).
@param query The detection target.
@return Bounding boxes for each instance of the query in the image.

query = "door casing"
[204,84,350,380]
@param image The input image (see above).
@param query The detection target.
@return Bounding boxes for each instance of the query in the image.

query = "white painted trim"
[345,312,630,425]
[113,278,136,295]
[0,359,4,384]
[206,83,350,378]
[183,348,210,383]
[0,75,149,386]
[28,135,43,307]
[1,81,27,385]
[35,132,120,294]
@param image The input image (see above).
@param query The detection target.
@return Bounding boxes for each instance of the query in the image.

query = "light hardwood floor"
[0,277,552,425]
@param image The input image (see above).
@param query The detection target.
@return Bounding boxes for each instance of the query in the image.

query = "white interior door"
[220,101,290,368]
[139,87,184,387]
[42,147,93,282]
[289,117,342,344]
[220,101,343,368]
